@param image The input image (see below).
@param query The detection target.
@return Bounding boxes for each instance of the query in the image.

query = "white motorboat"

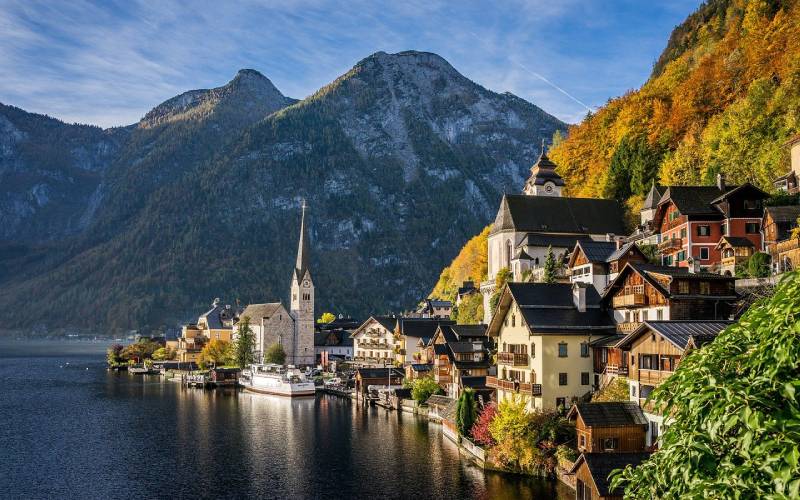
[240,364,316,397]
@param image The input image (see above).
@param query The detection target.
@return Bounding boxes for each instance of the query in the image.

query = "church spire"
[295,200,310,280]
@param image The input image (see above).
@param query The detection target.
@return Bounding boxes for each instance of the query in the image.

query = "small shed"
[567,402,648,453]
[569,452,650,500]
[354,367,404,396]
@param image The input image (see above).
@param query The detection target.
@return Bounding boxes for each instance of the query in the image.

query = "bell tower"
[290,200,315,366]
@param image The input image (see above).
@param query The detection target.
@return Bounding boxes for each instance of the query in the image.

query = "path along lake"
[0,341,571,499]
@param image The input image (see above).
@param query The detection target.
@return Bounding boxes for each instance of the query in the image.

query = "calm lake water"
[0,341,571,499]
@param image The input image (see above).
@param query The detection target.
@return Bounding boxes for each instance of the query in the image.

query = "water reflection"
[0,343,571,499]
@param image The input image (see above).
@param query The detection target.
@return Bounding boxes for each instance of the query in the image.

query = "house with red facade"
[652,175,768,272]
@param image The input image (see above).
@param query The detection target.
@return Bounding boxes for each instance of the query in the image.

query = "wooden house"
[715,236,755,277]
[429,324,491,399]
[615,320,732,445]
[353,367,404,397]
[602,262,737,334]
[394,317,454,365]
[570,453,650,500]
[568,240,647,293]
[762,206,800,274]
[589,334,626,389]
[567,402,648,453]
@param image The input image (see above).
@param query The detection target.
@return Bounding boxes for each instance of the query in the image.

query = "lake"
[0,341,571,499]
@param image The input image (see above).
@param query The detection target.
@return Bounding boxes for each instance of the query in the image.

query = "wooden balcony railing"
[486,376,541,396]
[616,322,641,333]
[613,293,646,308]
[775,238,800,254]
[639,368,672,385]
[437,375,452,383]
[497,352,528,366]
[606,364,628,376]
[658,237,682,252]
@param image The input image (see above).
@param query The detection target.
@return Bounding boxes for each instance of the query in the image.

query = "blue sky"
[0,0,700,127]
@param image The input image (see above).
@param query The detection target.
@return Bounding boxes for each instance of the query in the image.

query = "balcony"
[616,322,641,333]
[357,340,393,350]
[437,375,452,383]
[775,238,800,255]
[639,368,672,386]
[612,293,646,308]
[606,364,629,376]
[497,352,528,366]
[486,376,541,396]
[658,237,682,252]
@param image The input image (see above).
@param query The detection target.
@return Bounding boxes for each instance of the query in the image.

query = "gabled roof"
[519,233,592,249]
[602,262,736,304]
[356,367,404,379]
[450,324,487,338]
[572,240,618,264]
[716,236,755,250]
[488,282,615,336]
[657,185,731,216]
[606,241,645,263]
[588,334,625,347]
[491,195,626,236]
[239,303,284,324]
[567,402,648,427]
[764,205,800,223]
[398,317,455,338]
[642,182,662,210]
[350,316,397,338]
[569,453,651,497]
[200,303,236,330]
[709,182,769,205]
[615,320,732,351]
[409,364,432,372]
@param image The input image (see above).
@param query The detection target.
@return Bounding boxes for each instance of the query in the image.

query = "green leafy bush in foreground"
[612,271,800,498]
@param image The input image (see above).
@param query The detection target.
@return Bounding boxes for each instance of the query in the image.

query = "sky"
[0,0,700,128]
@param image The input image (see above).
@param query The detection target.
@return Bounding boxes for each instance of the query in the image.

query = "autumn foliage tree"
[470,402,498,447]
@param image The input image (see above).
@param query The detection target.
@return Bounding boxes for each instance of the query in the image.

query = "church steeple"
[523,144,565,197]
[294,199,310,281]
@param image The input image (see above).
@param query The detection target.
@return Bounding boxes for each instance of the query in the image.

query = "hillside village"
[115,132,800,498]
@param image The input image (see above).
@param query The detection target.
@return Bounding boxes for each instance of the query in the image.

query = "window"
[745,222,759,234]
[511,314,515,327]
[555,397,566,411]
[677,250,686,262]
[580,342,589,357]
[678,281,689,294]
[624,311,631,322]
[697,225,711,236]
[650,421,660,441]
[642,310,648,321]
[601,438,619,451]
[506,241,512,267]
[558,343,568,357]
[558,373,568,385]
[581,372,590,385]
[530,343,536,358]
[601,348,608,363]
[744,199,762,210]
[700,281,710,295]
[640,354,654,370]
[663,255,673,266]
[579,435,586,448]
[631,385,637,397]
[721,223,728,236]
[680,227,687,239]
[656,309,664,320]
[700,247,709,260]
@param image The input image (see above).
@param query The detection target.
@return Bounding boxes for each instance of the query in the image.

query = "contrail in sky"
[467,31,594,114]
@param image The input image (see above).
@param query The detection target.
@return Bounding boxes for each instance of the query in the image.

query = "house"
[589,334,626,389]
[168,299,238,362]
[615,320,732,446]
[394,317,454,365]
[602,263,737,335]
[652,175,768,271]
[456,281,478,305]
[232,202,316,366]
[628,182,663,245]
[762,205,800,274]
[482,151,627,323]
[568,240,647,293]
[772,134,800,194]
[314,328,354,366]
[354,367,404,397]
[405,363,433,381]
[428,324,492,399]
[570,453,651,500]
[567,402,648,454]
[486,282,616,411]
[715,236,755,276]
[351,316,397,366]
[415,299,453,319]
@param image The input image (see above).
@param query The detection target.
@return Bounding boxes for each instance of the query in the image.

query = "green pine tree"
[233,316,256,369]
[543,246,557,284]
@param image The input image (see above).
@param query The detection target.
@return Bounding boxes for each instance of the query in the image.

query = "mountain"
[549,0,799,206]
[430,0,800,305]
[0,51,565,333]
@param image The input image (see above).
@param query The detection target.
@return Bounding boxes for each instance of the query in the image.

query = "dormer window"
[744,199,762,210]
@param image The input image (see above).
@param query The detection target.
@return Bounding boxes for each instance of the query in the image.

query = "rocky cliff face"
[0,51,565,333]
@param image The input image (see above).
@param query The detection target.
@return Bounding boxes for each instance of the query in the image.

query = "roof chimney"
[572,282,587,313]
[716,173,726,191]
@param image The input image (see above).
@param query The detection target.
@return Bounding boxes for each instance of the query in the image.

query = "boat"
[128,364,157,375]
[239,364,316,397]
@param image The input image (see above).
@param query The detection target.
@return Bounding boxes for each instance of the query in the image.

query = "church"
[235,202,316,366]
[481,150,627,323]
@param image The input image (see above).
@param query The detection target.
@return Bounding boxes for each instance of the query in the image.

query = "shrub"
[264,343,286,365]
[470,402,498,447]
[456,389,477,436]
[411,376,442,404]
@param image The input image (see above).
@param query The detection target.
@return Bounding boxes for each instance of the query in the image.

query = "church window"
[506,241,513,267]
